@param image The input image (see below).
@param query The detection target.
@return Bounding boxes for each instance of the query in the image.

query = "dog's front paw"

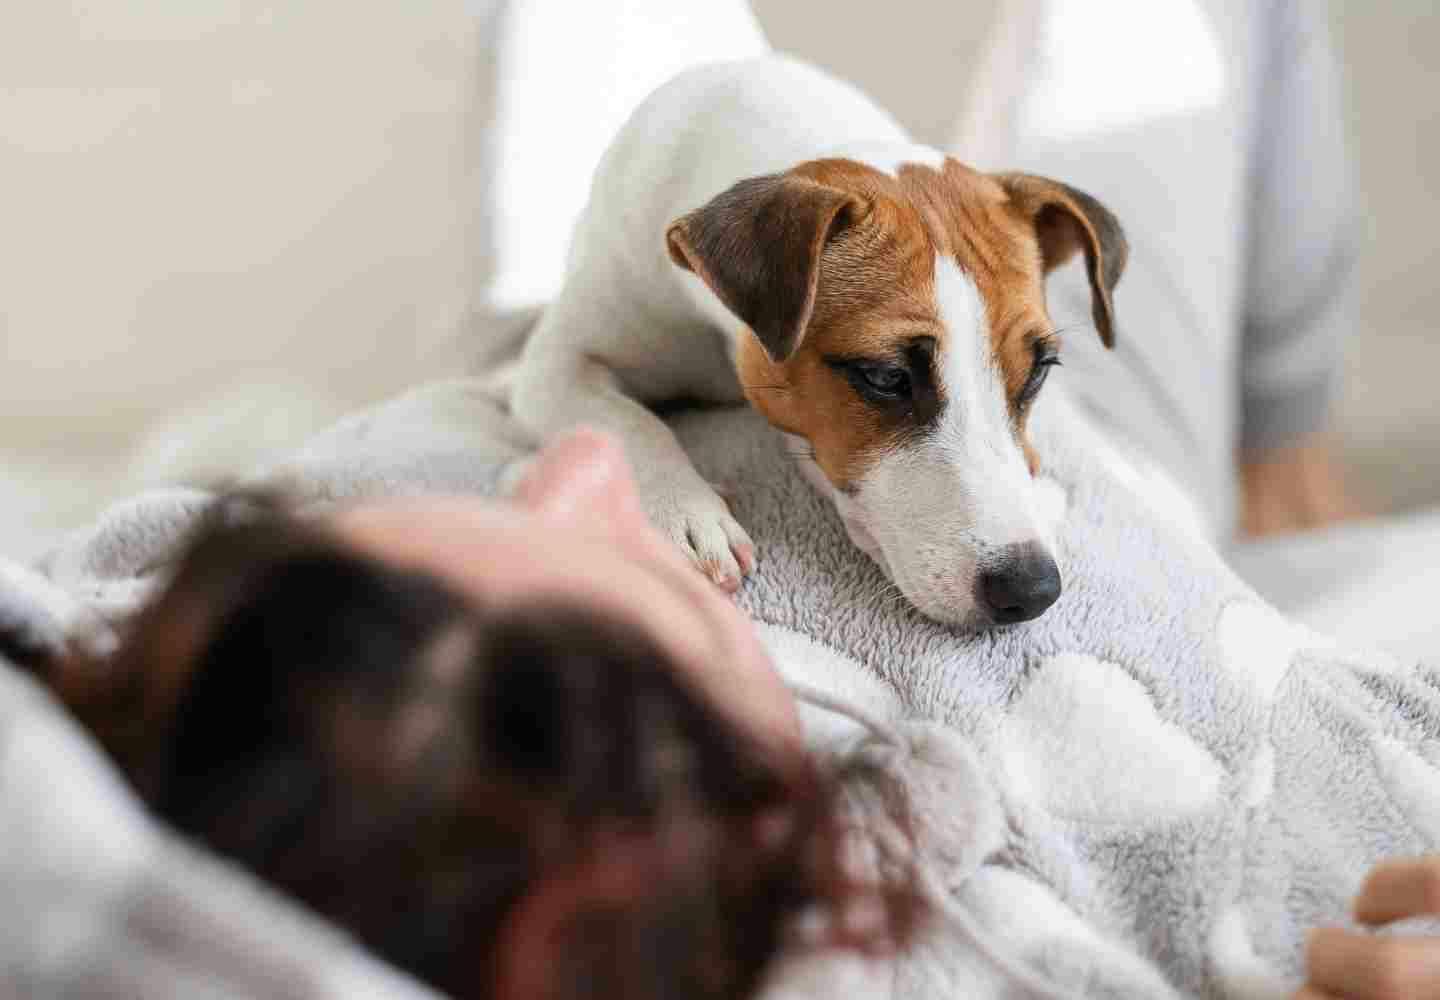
[645,490,756,593]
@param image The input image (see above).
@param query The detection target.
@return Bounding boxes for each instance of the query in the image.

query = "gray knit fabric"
[1237,1,1357,455]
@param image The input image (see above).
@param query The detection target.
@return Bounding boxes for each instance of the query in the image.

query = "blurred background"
[1,1,1436,559]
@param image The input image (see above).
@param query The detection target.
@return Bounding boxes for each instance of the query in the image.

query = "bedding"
[2,372,1437,998]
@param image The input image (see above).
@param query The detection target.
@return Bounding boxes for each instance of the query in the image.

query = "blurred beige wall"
[1325,4,1440,512]
[0,1,488,443]
[751,0,996,147]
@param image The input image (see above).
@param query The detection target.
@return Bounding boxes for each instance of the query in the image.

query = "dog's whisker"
[862,574,907,613]
[873,578,911,614]
[742,384,793,393]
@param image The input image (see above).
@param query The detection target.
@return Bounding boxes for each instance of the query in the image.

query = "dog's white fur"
[844,259,1053,621]
[512,57,1056,624]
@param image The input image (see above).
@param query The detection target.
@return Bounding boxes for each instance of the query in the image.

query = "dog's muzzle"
[974,541,1062,624]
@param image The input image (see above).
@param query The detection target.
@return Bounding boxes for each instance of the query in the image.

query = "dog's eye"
[822,356,915,403]
[1020,355,1061,405]
[855,363,911,398]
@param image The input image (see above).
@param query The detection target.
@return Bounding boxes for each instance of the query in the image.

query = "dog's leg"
[513,351,756,592]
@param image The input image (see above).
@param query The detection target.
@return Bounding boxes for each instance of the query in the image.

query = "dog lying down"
[21,507,918,1000]
[513,57,1128,628]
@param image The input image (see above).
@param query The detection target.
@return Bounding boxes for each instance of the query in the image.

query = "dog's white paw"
[645,488,756,593]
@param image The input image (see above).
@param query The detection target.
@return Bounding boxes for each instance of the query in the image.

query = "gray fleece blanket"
[2,375,1437,999]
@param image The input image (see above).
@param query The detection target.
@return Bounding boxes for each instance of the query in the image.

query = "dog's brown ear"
[666,173,865,362]
[999,174,1128,348]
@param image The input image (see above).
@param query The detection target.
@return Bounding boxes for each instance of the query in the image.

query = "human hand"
[1239,432,1366,538]
[336,428,801,752]
[1297,856,1440,998]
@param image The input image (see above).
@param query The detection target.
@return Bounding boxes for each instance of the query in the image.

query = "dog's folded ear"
[998,174,1129,348]
[666,173,866,362]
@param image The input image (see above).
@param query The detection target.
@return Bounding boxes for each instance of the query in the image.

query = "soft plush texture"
[2,374,1437,998]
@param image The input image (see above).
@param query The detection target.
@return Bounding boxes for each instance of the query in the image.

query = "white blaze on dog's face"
[666,157,1127,627]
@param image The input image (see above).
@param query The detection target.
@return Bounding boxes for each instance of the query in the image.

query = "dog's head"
[666,157,1127,627]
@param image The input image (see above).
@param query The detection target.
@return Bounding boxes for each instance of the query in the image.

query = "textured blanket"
[2,375,1437,999]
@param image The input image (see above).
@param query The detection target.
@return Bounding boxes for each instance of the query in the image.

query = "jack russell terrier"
[513,57,1127,628]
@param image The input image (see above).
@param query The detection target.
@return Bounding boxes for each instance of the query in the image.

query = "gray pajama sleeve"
[1239,1,1359,454]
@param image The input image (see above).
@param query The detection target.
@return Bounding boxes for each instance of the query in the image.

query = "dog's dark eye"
[822,356,915,404]
[855,363,911,398]
[1020,354,1061,406]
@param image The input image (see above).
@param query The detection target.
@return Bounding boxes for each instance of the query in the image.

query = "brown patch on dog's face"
[671,155,1124,625]
[731,157,1070,486]
[897,161,1072,474]
[733,160,933,489]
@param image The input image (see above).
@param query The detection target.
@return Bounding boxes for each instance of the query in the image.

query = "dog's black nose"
[976,544,1062,624]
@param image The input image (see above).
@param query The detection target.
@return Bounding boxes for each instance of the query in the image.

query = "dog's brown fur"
[668,157,1126,485]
